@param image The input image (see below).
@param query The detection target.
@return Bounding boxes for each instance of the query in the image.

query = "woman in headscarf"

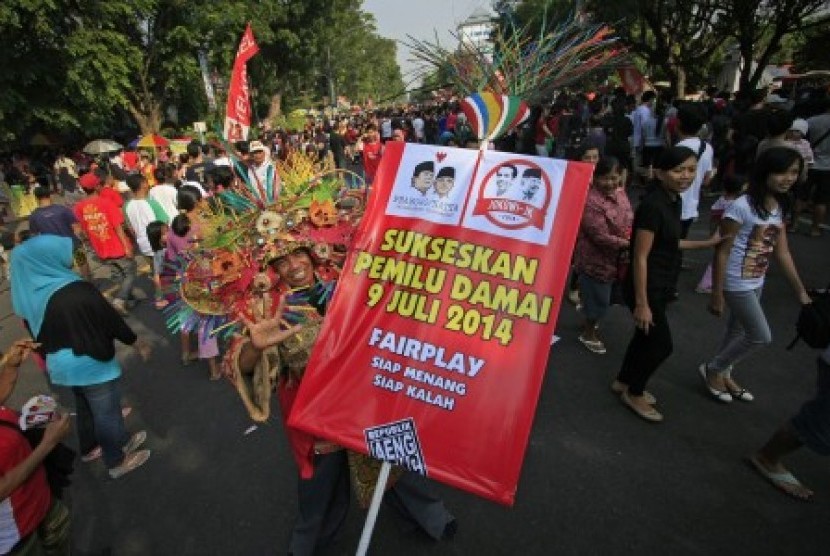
[11,234,151,479]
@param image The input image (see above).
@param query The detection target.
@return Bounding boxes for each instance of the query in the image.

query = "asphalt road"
[2,199,829,555]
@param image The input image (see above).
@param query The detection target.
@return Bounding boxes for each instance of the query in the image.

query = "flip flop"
[746,455,813,501]
[578,335,607,354]
[621,391,663,423]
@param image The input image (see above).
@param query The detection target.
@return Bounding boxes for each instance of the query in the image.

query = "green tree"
[790,18,830,71]
[581,0,726,96]
[714,0,830,90]
[0,0,403,144]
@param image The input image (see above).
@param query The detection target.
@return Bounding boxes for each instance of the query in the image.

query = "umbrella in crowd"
[83,139,123,155]
[136,134,169,148]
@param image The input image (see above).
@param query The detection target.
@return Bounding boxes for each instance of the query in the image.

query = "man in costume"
[173,152,455,555]
[230,243,456,554]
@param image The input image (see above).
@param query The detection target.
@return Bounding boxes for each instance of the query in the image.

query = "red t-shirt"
[73,196,127,259]
[362,141,383,181]
[0,409,50,553]
[122,151,138,171]
[100,187,124,209]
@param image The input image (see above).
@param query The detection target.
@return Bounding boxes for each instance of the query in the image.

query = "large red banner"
[289,142,592,505]
[223,23,259,142]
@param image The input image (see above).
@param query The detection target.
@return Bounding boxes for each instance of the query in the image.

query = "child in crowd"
[702,147,812,404]
[166,186,221,380]
[696,173,747,293]
[146,221,169,309]
[786,119,814,167]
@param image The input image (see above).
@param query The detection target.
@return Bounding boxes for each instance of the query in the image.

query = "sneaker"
[123,430,147,455]
[108,449,151,479]
[81,446,102,463]
[695,285,712,294]
[111,298,129,316]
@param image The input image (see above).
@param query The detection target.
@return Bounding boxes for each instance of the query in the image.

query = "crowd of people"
[0,81,829,553]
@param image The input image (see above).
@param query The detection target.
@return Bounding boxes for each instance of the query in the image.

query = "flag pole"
[355,461,391,556]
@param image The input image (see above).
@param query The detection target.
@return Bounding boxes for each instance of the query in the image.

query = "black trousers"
[617,289,674,395]
[289,451,454,556]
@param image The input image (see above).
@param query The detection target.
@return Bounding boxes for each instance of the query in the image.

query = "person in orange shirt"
[138,153,157,187]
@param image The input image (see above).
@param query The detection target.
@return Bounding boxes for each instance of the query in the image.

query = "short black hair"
[126,173,145,193]
[209,166,235,188]
[186,141,202,158]
[33,186,52,199]
[177,185,203,212]
[497,164,518,178]
[412,161,434,177]
[436,166,455,179]
[677,105,705,135]
[146,220,167,252]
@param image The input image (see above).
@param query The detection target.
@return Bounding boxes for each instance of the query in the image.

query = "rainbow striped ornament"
[460,92,530,142]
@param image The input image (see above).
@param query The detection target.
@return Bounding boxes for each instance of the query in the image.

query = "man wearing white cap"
[787,119,814,166]
[247,140,280,197]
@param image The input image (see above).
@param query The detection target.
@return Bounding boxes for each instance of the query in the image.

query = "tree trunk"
[266,93,282,123]
[738,36,755,92]
[674,66,687,98]
[128,103,162,135]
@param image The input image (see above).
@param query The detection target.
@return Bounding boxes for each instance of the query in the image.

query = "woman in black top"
[613,147,724,422]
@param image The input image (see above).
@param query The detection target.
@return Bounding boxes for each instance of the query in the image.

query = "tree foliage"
[581,0,727,96]
[713,0,830,90]
[0,0,403,143]
[508,0,829,96]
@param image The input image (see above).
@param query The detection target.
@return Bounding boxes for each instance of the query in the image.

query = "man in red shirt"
[0,340,71,555]
[361,124,383,186]
[74,172,137,315]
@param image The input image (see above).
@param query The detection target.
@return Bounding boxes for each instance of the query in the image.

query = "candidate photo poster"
[288,141,593,505]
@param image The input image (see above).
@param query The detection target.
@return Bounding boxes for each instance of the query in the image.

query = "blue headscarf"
[11,235,80,337]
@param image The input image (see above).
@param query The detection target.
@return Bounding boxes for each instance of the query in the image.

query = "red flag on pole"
[224,23,260,142]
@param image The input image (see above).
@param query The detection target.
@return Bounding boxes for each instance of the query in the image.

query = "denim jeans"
[72,379,128,468]
[706,287,772,375]
[578,273,613,322]
[101,256,137,301]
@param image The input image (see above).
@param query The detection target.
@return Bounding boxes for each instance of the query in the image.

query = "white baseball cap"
[790,118,808,136]
[249,140,268,153]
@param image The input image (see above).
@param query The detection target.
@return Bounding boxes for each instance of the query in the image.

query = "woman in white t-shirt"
[701,147,812,403]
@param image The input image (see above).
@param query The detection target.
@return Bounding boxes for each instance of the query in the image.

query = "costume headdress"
[405,9,624,142]
[163,149,365,343]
